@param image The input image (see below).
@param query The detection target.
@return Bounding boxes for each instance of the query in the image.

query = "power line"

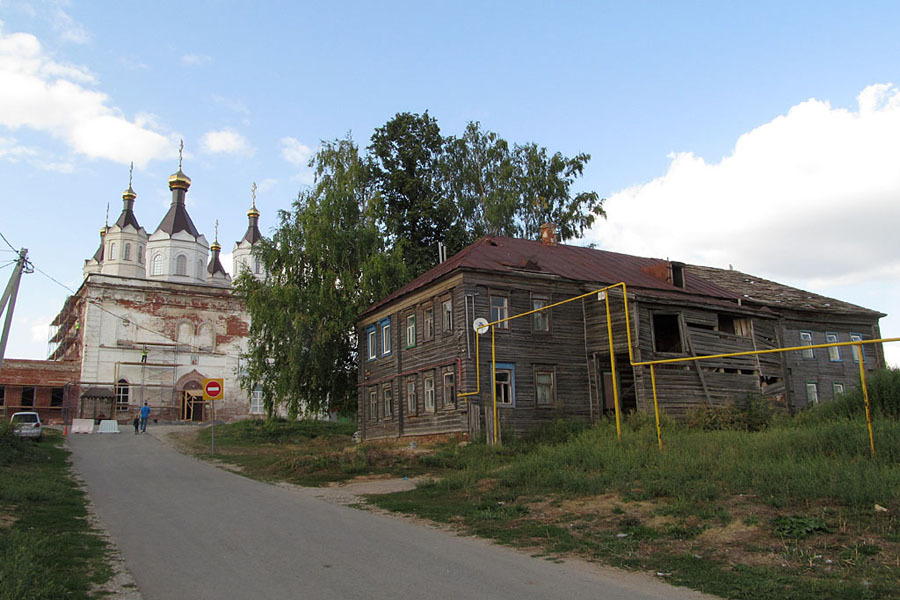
[0,230,17,252]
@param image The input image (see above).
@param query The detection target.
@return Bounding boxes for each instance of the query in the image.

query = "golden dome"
[122,185,136,201]
[210,241,222,252]
[168,169,191,190]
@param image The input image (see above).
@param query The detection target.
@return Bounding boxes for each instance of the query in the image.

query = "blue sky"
[1,0,899,365]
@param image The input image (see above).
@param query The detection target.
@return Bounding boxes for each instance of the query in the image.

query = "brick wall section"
[0,359,80,424]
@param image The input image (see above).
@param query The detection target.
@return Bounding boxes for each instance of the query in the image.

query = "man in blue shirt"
[139,403,151,433]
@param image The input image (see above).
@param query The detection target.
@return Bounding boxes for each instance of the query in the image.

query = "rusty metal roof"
[364,236,740,316]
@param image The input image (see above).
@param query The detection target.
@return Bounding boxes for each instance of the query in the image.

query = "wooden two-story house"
[357,226,885,441]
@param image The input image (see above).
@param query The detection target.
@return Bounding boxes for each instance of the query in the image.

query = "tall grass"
[497,418,900,508]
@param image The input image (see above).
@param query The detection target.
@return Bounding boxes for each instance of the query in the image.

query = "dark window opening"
[718,315,735,334]
[21,387,35,407]
[671,262,685,288]
[51,387,64,407]
[653,314,682,353]
[0,386,4,406]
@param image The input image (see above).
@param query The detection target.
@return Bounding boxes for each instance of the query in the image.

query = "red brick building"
[0,359,80,424]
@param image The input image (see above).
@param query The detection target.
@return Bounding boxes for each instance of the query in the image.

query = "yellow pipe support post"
[458,323,481,398]
[857,345,876,457]
[650,364,662,451]
[605,294,621,439]
[491,324,499,446]
[618,283,635,365]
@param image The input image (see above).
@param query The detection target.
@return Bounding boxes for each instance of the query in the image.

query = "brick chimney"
[539,223,558,247]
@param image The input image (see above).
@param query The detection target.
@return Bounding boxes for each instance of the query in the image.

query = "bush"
[685,395,773,432]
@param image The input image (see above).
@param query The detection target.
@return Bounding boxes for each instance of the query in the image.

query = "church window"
[109,242,117,260]
[115,379,129,409]
[151,254,163,276]
[197,259,203,279]
[175,254,187,276]
[137,245,144,264]
[254,257,261,274]
[124,243,132,261]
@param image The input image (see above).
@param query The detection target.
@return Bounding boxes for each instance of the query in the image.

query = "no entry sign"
[202,378,224,401]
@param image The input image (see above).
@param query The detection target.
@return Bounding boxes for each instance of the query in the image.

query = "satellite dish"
[472,317,489,335]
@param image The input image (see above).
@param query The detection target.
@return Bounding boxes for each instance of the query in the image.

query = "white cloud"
[587,83,900,366]
[281,136,315,184]
[51,5,90,44]
[0,135,38,160]
[220,251,234,276]
[201,128,254,156]
[0,26,175,167]
[256,178,277,193]
[180,53,211,67]
[211,94,250,116]
[280,136,313,166]
[589,83,900,289]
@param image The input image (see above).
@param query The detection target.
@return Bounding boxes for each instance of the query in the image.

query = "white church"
[49,149,266,422]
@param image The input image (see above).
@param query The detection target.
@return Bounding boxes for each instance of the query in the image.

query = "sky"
[0,0,898,366]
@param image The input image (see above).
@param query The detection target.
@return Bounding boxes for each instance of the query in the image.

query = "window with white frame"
[109,242,117,260]
[442,371,455,408]
[806,382,819,405]
[254,257,262,274]
[494,363,515,406]
[490,295,509,329]
[833,382,845,397]
[115,379,129,409]
[250,386,264,414]
[151,254,163,276]
[535,369,555,405]
[424,306,434,340]
[383,384,393,417]
[424,374,435,412]
[380,318,391,355]
[368,388,378,420]
[124,243,132,261]
[850,333,865,363]
[406,378,416,415]
[825,332,841,361]
[175,254,187,276]
[532,297,549,332]
[442,299,453,332]
[366,325,377,360]
[406,314,416,348]
[799,331,814,359]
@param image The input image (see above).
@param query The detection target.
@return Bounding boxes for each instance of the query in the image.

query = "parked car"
[9,412,42,441]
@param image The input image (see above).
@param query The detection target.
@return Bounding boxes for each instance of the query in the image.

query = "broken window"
[652,313,682,353]
[717,315,752,337]
[51,388,64,408]
[800,331,814,359]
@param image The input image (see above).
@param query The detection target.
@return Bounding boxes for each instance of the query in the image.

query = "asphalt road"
[68,430,713,600]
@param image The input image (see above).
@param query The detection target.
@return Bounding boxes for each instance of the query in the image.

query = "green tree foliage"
[368,112,452,278]
[234,137,407,417]
[372,114,605,276]
[239,115,601,418]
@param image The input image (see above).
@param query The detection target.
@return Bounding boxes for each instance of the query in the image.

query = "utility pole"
[0,248,32,375]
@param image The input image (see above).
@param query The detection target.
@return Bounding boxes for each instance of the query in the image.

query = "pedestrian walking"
[139,402,150,433]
